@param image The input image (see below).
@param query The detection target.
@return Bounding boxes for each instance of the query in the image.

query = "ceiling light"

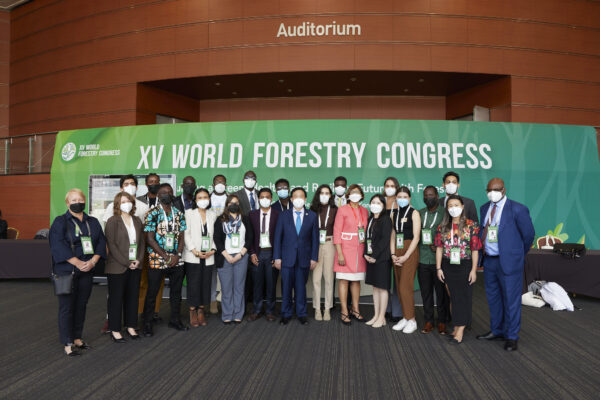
[215,82,221,86]
[287,89,292,93]
[403,88,409,93]
[345,88,351,92]
[350,77,357,82]
[232,91,237,95]
[278,79,285,83]
[418,78,424,83]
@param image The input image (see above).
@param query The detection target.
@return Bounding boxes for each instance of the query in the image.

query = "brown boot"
[197,308,207,326]
[210,301,218,314]
[189,309,199,327]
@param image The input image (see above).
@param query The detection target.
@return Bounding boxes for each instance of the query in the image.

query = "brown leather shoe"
[197,308,207,326]
[420,322,434,334]
[438,323,448,335]
[189,309,199,327]
[247,313,260,322]
[266,314,276,322]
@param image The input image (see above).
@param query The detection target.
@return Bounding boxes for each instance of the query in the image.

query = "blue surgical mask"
[396,198,409,208]
[277,189,289,199]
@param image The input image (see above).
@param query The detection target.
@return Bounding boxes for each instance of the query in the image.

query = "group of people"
[49,170,535,357]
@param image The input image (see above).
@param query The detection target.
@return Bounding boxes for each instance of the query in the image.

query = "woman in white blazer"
[183,188,217,327]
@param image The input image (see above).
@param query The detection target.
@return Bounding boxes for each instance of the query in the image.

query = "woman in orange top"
[333,184,368,325]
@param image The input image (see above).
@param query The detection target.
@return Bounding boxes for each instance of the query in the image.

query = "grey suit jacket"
[233,188,258,216]
[439,195,479,224]
[104,215,146,274]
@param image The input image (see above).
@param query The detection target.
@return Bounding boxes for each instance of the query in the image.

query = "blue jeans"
[251,250,278,315]
[218,254,249,321]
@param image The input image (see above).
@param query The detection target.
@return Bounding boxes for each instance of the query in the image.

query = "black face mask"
[228,204,240,214]
[159,194,173,205]
[182,185,197,196]
[424,197,438,209]
[147,184,160,195]
[69,202,85,213]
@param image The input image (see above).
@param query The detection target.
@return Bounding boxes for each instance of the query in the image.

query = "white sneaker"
[392,318,408,331]
[402,319,417,334]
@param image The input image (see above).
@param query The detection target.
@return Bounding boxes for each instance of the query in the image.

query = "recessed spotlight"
[403,88,409,93]
[345,88,351,92]
[418,78,424,83]
[278,79,285,83]
[232,91,237,95]
[215,82,221,86]
[349,77,357,82]
[287,88,292,93]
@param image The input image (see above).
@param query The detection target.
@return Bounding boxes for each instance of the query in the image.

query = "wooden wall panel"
[447,77,511,120]
[0,174,50,239]
[136,84,199,124]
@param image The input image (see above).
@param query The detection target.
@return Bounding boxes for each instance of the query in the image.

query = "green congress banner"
[51,120,600,249]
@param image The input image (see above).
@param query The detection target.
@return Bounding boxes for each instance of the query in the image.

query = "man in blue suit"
[477,178,535,352]
[273,187,319,325]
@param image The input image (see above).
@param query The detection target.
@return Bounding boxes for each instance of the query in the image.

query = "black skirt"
[366,259,392,291]
[442,258,472,327]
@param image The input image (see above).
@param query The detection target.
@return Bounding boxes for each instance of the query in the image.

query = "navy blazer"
[49,211,107,275]
[273,208,319,268]
[248,208,280,257]
[478,198,535,275]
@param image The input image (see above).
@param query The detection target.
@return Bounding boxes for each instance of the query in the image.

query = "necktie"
[249,192,256,210]
[295,211,302,235]
[483,203,497,243]
[262,213,267,234]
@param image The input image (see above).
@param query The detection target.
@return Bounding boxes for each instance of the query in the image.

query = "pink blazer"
[333,204,368,274]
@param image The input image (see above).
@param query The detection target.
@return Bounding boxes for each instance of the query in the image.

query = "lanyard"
[422,211,438,229]
[72,219,91,238]
[452,223,460,246]
[161,205,175,232]
[320,206,330,230]
[367,217,374,239]
[198,210,207,236]
[350,206,363,228]
[395,206,411,233]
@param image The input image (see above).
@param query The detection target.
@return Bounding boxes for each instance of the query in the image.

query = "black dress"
[364,215,393,290]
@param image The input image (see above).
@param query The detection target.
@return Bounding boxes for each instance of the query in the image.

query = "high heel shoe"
[110,333,126,343]
[350,310,365,322]
[340,313,352,326]
[126,330,141,340]
[74,341,91,350]
[64,346,81,357]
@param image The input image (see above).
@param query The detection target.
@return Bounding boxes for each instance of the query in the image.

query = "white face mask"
[487,190,504,203]
[445,183,458,195]
[214,183,226,194]
[196,199,209,209]
[348,193,362,203]
[123,185,136,197]
[448,206,463,218]
[320,194,330,205]
[334,186,346,197]
[120,202,133,213]
[292,198,305,209]
[244,178,256,189]
[259,198,271,209]
[370,203,383,214]
[384,187,396,197]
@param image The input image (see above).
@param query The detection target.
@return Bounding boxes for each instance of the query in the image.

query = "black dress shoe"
[298,317,308,325]
[168,321,189,331]
[504,340,518,351]
[152,313,163,323]
[75,341,91,350]
[110,333,126,343]
[449,338,463,345]
[142,323,153,337]
[127,331,141,340]
[279,317,290,325]
[477,331,504,341]
[64,346,81,357]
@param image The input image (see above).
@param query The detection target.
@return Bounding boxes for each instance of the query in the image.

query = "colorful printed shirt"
[144,205,187,269]
[434,219,482,260]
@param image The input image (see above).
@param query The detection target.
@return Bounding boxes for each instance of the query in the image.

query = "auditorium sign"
[276,21,362,38]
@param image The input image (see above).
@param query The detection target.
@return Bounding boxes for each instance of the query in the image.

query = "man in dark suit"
[273,187,319,325]
[248,188,280,321]
[439,171,479,224]
[271,178,291,213]
[173,176,196,213]
[233,170,259,216]
[0,209,8,239]
[137,173,160,209]
[477,178,535,352]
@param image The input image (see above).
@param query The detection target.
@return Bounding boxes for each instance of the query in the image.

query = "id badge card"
[260,233,271,248]
[358,228,366,243]
[366,239,373,255]
[230,233,241,250]
[396,233,404,249]
[201,236,211,252]
[165,233,175,251]
[450,247,461,264]
[319,230,327,244]
[81,236,94,255]
[128,244,137,261]
[488,226,498,243]
[422,229,432,245]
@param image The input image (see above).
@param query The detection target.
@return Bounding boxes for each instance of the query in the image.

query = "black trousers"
[143,266,184,325]
[417,263,450,324]
[184,261,214,308]
[57,269,93,345]
[442,258,472,327]
[107,269,141,332]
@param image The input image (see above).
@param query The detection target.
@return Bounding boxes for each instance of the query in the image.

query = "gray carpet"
[0,278,599,400]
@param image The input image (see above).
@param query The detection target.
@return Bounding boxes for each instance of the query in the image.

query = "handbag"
[50,215,76,296]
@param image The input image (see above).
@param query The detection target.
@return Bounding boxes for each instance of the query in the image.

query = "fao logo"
[61,142,76,162]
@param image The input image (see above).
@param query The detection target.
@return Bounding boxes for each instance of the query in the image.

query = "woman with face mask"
[435,195,482,344]
[382,177,403,323]
[104,192,145,343]
[391,186,422,334]
[183,188,217,327]
[49,188,107,356]
[364,194,394,328]
[333,184,369,325]
[309,184,338,321]
[213,194,254,324]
